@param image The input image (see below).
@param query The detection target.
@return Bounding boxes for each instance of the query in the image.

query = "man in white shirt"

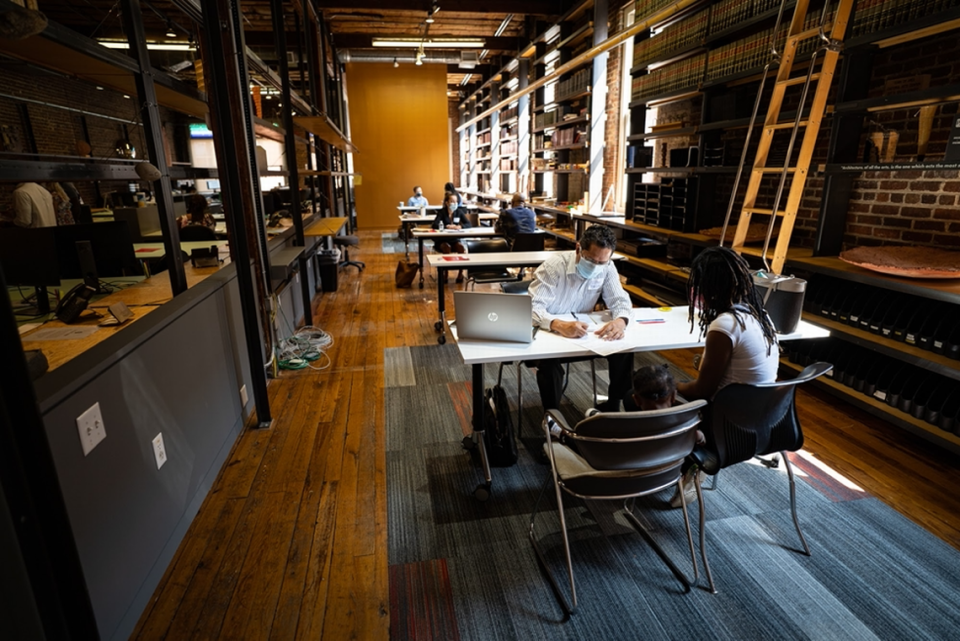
[406,186,428,208]
[529,224,634,411]
[7,182,57,228]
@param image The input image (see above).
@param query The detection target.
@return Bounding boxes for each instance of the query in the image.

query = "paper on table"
[554,312,643,357]
[23,326,100,341]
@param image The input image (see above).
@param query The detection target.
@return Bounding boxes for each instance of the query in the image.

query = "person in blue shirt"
[407,186,428,208]
[495,193,537,248]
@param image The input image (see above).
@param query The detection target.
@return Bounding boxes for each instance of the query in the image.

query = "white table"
[449,306,831,500]
[398,210,499,258]
[426,250,556,343]
[411,227,506,288]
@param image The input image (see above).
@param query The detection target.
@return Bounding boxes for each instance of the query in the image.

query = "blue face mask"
[576,256,602,279]
[447,203,457,212]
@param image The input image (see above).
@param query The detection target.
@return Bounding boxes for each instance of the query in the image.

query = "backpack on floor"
[484,366,518,467]
[395,260,419,288]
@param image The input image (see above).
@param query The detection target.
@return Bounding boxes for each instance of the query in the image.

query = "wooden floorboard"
[133,228,960,640]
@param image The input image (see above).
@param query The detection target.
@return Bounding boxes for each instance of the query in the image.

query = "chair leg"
[529,473,577,616]
[782,451,811,556]
[517,362,524,438]
[622,478,695,593]
[338,247,365,271]
[590,360,597,407]
[694,479,717,593]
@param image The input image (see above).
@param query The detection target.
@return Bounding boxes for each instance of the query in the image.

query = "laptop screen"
[453,291,534,344]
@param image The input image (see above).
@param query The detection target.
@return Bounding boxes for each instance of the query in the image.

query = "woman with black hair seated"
[431,190,471,283]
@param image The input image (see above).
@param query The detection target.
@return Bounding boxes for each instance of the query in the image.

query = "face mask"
[448,203,457,212]
[576,257,602,279]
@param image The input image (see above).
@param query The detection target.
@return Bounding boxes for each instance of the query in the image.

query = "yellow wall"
[345,63,450,229]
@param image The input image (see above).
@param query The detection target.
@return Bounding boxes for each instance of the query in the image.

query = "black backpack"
[483,367,518,467]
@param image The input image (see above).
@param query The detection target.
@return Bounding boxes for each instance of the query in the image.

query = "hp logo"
[488,313,499,322]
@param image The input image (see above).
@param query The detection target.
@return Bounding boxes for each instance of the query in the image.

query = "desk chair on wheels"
[530,400,713,615]
[689,362,834,575]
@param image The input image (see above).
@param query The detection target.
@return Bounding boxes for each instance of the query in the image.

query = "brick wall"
[449,98,461,183]
[601,2,623,208]
[1,63,190,215]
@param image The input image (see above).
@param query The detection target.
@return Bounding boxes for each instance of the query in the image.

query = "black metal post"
[200,0,272,427]
[0,265,100,638]
[120,0,187,296]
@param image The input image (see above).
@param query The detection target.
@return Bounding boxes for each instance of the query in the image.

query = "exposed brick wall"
[601,2,624,208]
[449,98,461,183]
[0,63,189,215]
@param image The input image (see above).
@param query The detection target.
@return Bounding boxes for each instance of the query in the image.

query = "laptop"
[453,291,535,343]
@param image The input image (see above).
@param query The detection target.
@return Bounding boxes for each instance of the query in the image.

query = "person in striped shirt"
[529,224,634,412]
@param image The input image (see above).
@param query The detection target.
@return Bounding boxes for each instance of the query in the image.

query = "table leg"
[472,363,492,501]
[418,237,425,289]
[403,222,411,260]
[435,266,447,344]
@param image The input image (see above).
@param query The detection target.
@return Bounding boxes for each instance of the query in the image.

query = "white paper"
[23,326,100,341]
[553,312,641,356]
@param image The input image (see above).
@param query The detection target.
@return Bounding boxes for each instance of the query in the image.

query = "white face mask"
[447,203,457,212]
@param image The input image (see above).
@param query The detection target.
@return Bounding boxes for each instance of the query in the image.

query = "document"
[553,312,643,357]
[23,326,100,341]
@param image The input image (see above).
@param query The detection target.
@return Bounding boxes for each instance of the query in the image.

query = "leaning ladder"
[720,0,855,274]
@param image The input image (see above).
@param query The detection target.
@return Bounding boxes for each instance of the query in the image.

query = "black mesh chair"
[511,231,545,252]
[179,225,218,242]
[690,362,834,563]
[531,400,713,614]
[463,237,517,289]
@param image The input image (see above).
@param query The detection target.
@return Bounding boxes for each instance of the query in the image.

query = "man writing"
[495,193,536,248]
[529,224,633,411]
[407,185,428,208]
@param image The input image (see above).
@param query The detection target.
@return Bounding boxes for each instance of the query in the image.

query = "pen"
[637,319,665,324]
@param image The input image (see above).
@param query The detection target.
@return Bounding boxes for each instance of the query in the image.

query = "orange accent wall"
[345,63,450,229]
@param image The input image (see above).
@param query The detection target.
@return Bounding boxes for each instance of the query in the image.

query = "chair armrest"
[543,409,574,438]
[690,445,721,475]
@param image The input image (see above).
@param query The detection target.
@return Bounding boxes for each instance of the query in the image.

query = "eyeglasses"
[579,254,610,267]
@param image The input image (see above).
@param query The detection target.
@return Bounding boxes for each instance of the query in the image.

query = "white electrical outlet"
[76,403,107,456]
[152,433,167,469]
[240,384,248,406]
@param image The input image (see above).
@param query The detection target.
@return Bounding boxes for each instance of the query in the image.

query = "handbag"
[395,260,419,288]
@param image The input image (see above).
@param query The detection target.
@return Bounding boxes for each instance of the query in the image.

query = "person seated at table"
[530,224,633,412]
[407,185,428,208]
[177,194,216,230]
[668,246,780,507]
[443,182,463,206]
[432,190,471,282]
[495,193,536,248]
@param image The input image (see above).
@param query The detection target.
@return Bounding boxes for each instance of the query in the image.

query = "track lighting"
[393,57,399,68]
[165,21,177,38]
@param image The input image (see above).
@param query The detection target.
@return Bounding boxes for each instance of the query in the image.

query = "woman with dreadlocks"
[670,246,780,507]
[676,246,779,401]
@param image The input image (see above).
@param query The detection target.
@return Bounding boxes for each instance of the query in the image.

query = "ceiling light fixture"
[165,21,177,38]
[98,40,194,51]
[425,15,435,24]
[460,74,472,86]
[415,51,424,66]
[493,14,514,38]
[393,57,399,68]
[372,38,483,48]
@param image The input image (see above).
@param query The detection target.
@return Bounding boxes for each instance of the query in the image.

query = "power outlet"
[76,403,107,456]
[240,384,248,406]
[152,433,167,469]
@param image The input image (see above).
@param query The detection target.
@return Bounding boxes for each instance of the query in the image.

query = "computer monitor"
[54,222,139,281]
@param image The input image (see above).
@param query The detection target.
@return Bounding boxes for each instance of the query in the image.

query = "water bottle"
[438,221,444,231]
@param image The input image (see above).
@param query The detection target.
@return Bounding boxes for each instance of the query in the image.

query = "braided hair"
[686,246,777,354]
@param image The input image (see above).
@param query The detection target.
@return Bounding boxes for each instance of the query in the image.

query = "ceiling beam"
[315,0,561,15]
[329,34,522,51]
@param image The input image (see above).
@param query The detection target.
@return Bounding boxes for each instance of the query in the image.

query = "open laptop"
[453,291,535,343]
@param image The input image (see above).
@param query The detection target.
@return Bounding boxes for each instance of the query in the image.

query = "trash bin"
[317,248,340,293]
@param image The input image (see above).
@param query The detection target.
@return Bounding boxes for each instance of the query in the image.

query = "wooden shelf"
[780,359,960,455]
[533,168,587,174]
[628,126,698,141]
[846,8,960,51]
[554,88,591,103]
[834,83,960,114]
[623,283,665,306]
[621,255,689,284]
[631,44,707,76]
[800,313,960,382]
[787,256,960,306]
[824,161,960,174]
[293,115,357,153]
[629,88,702,110]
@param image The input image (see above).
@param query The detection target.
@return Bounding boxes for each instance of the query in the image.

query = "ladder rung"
[790,25,829,42]
[743,208,787,216]
[778,73,821,88]
[752,167,797,173]
[765,120,809,130]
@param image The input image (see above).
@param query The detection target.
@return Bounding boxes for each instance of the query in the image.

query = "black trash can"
[317,248,340,292]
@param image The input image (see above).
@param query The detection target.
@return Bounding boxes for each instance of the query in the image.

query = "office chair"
[178,225,218,242]
[690,362,834,566]
[500,280,532,294]
[463,238,517,290]
[511,231,545,252]
[334,234,365,271]
[531,400,713,615]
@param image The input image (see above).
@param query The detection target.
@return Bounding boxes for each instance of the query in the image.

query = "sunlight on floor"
[742,450,865,493]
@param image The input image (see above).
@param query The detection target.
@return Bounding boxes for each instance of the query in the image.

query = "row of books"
[554,68,592,102]
[501,140,518,155]
[551,127,585,148]
[850,0,960,37]
[708,0,783,36]
[477,132,492,145]
[500,105,519,122]
[534,110,559,131]
[632,178,696,231]
[634,0,680,25]
[633,9,709,70]
[631,53,706,102]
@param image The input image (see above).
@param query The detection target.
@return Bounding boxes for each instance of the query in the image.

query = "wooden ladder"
[720,0,855,274]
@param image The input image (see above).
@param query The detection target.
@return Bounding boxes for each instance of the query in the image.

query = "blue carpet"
[386,346,960,640]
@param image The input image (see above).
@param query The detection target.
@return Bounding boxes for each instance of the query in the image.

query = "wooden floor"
[133,229,960,640]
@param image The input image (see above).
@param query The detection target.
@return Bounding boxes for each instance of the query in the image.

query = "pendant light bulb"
[393,57,399,68]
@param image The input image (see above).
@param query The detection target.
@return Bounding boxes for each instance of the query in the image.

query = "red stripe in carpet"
[389,558,461,641]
